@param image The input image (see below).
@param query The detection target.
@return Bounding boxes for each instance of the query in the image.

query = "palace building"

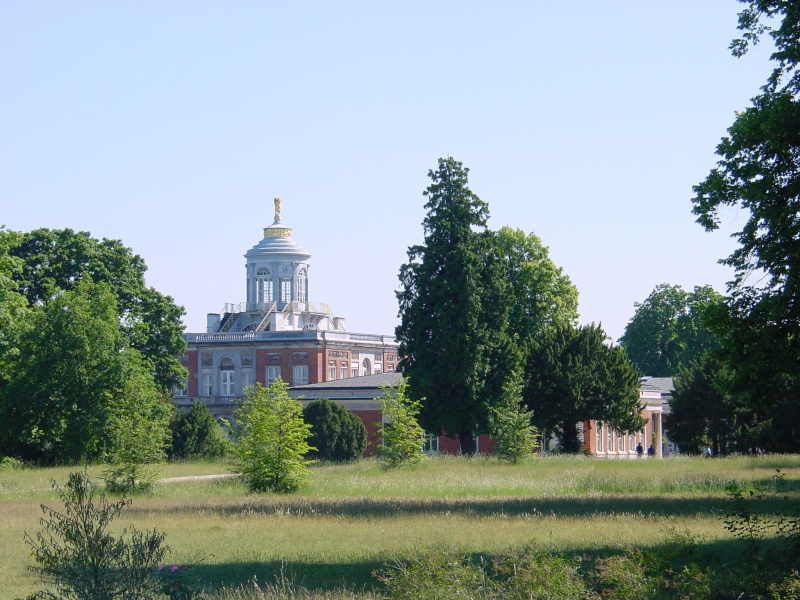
[174,198,400,421]
[173,198,672,458]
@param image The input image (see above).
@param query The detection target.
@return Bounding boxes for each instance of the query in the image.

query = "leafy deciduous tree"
[233,380,315,493]
[1,282,147,463]
[103,358,173,494]
[691,2,800,451]
[619,284,723,377]
[523,323,645,453]
[1,227,186,390]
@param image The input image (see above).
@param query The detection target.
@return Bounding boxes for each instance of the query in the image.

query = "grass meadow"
[2,455,799,598]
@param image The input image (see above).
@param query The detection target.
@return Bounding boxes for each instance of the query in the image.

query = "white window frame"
[280,278,292,303]
[596,422,604,453]
[241,370,253,391]
[293,365,309,386]
[297,276,307,303]
[422,433,439,455]
[266,365,281,386]
[202,372,213,397]
[220,370,235,396]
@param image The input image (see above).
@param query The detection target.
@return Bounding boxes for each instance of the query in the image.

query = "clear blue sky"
[0,2,774,342]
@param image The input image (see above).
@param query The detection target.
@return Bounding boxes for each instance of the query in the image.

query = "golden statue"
[274,197,282,224]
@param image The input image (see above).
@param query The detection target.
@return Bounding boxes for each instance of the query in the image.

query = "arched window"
[361,358,371,376]
[220,357,235,396]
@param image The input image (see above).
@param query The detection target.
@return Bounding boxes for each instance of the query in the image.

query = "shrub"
[24,471,169,599]
[233,380,315,493]
[377,548,493,600]
[377,381,425,469]
[169,402,230,461]
[303,399,367,463]
[490,398,538,464]
[493,544,589,600]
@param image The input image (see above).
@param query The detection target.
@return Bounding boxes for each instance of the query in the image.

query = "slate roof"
[289,371,402,392]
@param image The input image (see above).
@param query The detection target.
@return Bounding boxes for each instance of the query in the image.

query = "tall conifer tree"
[396,157,504,454]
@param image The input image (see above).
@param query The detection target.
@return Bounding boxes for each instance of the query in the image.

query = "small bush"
[169,402,230,461]
[0,454,22,470]
[24,471,170,599]
[303,399,367,463]
[377,380,425,469]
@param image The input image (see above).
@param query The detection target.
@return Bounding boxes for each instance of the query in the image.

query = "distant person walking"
[636,443,644,457]
[647,445,655,457]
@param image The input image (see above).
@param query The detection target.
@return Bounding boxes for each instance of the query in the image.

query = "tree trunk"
[459,430,476,456]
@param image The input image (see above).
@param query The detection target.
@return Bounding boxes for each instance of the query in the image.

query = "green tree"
[169,401,229,461]
[619,284,723,376]
[493,226,579,341]
[522,323,645,453]
[1,227,186,390]
[396,157,513,454]
[0,281,148,463]
[233,380,315,493]
[666,356,741,455]
[0,227,28,395]
[490,393,539,464]
[24,471,169,599]
[303,399,367,463]
[691,2,800,451]
[103,357,173,494]
[377,380,425,469]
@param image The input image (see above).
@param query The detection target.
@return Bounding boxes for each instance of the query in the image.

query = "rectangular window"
[422,434,439,454]
[280,278,292,303]
[221,371,235,396]
[596,422,604,453]
[352,368,358,378]
[297,278,307,303]
[173,380,188,397]
[258,279,273,304]
[341,366,348,380]
[293,365,309,386]
[202,372,213,397]
[608,429,615,453]
[266,365,281,386]
[241,371,253,391]
[328,363,336,381]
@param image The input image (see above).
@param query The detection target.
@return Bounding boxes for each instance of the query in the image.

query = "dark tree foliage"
[3,227,186,390]
[666,356,741,455]
[169,401,229,460]
[522,323,645,453]
[619,284,723,377]
[303,399,367,463]
[692,2,800,451]
[396,157,513,454]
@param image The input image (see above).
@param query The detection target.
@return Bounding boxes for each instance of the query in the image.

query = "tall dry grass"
[1,455,798,599]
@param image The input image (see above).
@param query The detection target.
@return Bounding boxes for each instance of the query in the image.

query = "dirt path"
[159,473,236,483]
